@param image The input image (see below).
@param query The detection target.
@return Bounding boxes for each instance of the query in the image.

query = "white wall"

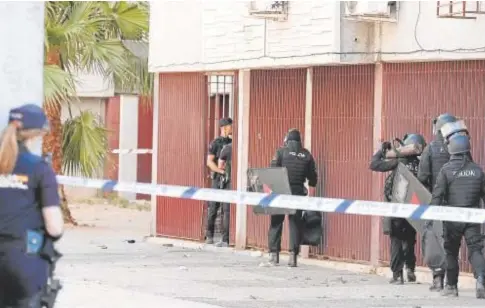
[381,1,485,61]
[118,95,139,201]
[0,2,44,154]
[149,1,485,71]
[149,1,341,72]
[74,69,115,97]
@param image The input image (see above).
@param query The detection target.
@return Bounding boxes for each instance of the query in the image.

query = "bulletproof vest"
[212,136,231,162]
[429,138,450,189]
[280,141,311,195]
[442,157,483,208]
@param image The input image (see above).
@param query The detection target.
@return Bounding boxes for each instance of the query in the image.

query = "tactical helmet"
[403,133,426,149]
[440,119,469,143]
[447,134,471,155]
[433,113,458,135]
[284,128,301,144]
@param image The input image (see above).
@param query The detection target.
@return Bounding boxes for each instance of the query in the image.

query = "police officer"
[215,143,232,247]
[369,133,426,284]
[417,113,468,291]
[205,118,233,246]
[267,129,317,267]
[429,134,485,298]
[0,104,64,307]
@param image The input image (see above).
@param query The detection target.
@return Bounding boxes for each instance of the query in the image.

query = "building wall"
[149,1,340,72]
[104,96,121,182]
[309,65,375,262]
[73,69,115,98]
[246,69,306,249]
[137,97,153,200]
[156,73,208,240]
[380,2,485,62]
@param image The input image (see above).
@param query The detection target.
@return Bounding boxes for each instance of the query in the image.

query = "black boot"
[288,252,297,267]
[406,268,416,282]
[268,252,279,266]
[441,284,458,297]
[429,274,444,291]
[476,276,485,299]
[389,270,404,285]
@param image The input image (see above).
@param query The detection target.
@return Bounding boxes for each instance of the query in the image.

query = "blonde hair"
[0,122,46,174]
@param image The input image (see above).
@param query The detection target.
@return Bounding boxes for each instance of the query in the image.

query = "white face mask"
[24,136,42,155]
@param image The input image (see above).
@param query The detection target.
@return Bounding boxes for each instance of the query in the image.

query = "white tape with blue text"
[56,176,485,224]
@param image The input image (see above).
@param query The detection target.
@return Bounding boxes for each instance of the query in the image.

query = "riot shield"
[247,167,296,215]
[391,163,446,270]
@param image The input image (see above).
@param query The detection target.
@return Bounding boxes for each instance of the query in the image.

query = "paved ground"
[55,202,485,307]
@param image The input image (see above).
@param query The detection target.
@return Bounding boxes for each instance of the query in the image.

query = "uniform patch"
[0,174,29,189]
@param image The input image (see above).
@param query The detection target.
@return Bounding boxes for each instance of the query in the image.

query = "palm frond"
[43,64,77,109]
[62,110,109,178]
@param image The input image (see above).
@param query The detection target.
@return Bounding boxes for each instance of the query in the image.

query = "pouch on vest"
[25,229,45,255]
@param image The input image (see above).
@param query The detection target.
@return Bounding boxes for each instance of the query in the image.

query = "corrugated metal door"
[380,60,485,272]
[156,73,208,240]
[136,96,153,200]
[310,65,375,262]
[246,69,307,250]
[230,73,239,245]
[104,96,120,180]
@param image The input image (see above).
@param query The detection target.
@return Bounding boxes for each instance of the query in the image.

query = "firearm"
[218,173,229,189]
[383,137,424,159]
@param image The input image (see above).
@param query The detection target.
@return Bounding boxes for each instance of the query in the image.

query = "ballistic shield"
[391,163,446,270]
[247,167,296,215]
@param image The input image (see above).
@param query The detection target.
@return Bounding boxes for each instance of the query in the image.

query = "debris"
[126,240,136,244]
[99,245,107,249]
[162,243,174,247]
[183,253,190,258]
[178,266,188,271]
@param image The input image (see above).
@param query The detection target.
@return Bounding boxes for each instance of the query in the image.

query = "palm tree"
[43,1,151,223]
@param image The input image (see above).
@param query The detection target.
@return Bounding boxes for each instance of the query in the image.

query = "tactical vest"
[428,139,450,190]
[280,145,311,195]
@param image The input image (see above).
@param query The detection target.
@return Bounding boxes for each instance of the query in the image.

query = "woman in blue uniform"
[0,104,64,307]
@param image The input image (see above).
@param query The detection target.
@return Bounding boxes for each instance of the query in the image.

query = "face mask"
[24,136,42,155]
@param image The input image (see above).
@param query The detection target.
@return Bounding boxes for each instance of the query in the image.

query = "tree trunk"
[43,99,76,225]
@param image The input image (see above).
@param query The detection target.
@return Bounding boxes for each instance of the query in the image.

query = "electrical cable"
[151,46,485,70]
[414,1,425,50]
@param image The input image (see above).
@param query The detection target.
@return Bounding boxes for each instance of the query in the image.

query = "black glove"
[424,220,434,229]
[381,141,392,153]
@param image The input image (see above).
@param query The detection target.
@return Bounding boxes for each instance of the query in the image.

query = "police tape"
[56,175,485,224]
[111,149,153,154]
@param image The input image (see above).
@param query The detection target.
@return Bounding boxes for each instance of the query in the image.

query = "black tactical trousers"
[1,292,42,308]
[206,178,230,243]
[390,236,416,273]
[268,210,302,254]
[443,221,485,286]
[389,219,417,273]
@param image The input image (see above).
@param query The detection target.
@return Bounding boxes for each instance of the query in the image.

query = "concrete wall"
[118,95,140,200]
[380,1,485,61]
[73,69,115,98]
[149,1,340,72]
[149,1,485,72]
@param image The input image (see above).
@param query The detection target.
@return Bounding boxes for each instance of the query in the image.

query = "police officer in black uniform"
[0,104,64,307]
[267,129,317,267]
[215,143,232,247]
[417,113,468,291]
[430,134,485,298]
[205,118,233,246]
[369,133,426,284]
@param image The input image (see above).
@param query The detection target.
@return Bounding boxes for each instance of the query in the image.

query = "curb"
[146,236,477,289]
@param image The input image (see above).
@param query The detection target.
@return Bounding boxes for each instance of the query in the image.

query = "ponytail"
[0,123,19,174]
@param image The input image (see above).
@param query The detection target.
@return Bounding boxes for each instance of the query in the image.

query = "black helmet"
[433,113,458,135]
[284,128,301,144]
[447,134,471,155]
[403,133,426,149]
